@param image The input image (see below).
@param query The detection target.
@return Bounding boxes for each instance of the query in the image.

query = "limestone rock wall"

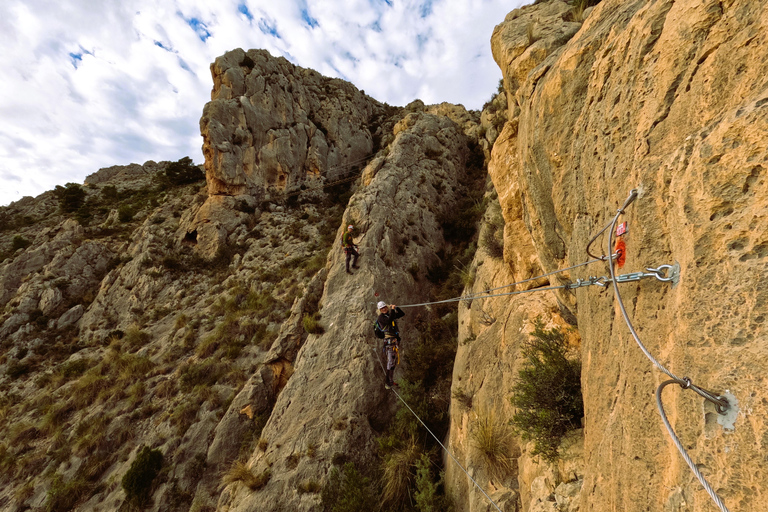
[447,0,768,511]
[201,48,382,198]
[218,111,472,512]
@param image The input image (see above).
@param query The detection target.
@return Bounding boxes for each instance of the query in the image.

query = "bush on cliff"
[162,157,204,186]
[321,462,376,512]
[509,319,583,462]
[122,446,163,508]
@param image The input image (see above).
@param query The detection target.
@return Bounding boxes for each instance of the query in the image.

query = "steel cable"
[370,346,504,512]
[656,380,731,512]
[460,258,605,300]
[605,189,730,512]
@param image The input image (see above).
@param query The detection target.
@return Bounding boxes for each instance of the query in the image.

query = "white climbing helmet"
[377,301,387,310]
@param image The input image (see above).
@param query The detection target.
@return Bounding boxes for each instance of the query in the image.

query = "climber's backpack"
[373,320,386,339]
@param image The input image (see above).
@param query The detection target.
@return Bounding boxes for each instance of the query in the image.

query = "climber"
[341,224,359,274]
[376,301,405,389]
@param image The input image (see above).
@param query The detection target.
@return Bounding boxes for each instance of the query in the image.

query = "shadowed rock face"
[447,0,768,511]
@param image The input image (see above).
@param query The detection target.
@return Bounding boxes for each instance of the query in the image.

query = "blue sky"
[0,0,526,207]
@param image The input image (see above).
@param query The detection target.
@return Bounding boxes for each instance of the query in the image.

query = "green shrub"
[54,183,86,214]
[59,358,90,380]
[11,235,31,251]
[117,204,134,223]
[122,446,163,507]
[179,359,225,391]
[302,312,324,334]
[163,157,204,186]
[321,462,376,512]
[509,319,583,462]
[6,360,30,379]
[414,453,453,512]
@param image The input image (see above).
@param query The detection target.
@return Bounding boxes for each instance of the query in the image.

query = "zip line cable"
[396,258,684,310]
[370,346,503,512]
[605,189,730,512]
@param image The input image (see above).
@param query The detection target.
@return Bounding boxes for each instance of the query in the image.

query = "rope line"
[605,189,730,512]
[370,346,503,512]
[460,257,605,299]
[656,380,731,512]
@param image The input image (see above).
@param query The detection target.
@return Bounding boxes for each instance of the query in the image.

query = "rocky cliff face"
[2,1,767,511]
[0,49,489,512]
[447,1,768,511]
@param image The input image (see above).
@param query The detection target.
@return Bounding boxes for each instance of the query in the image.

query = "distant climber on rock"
[341,224,359,274]
[375,301,404,389]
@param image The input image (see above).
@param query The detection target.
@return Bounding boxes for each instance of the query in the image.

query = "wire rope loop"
[656,380,731,512]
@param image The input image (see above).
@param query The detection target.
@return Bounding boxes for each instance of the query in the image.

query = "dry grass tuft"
[470,410,514,479]
[381,439,420,506]
[221,461,271,491]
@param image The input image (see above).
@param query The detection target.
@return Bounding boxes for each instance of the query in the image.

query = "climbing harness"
[603,189,731,512]
[370,345,503,512]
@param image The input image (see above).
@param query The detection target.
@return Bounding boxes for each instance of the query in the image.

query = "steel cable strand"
[605,190,730,511]
[605,192,730,408]
[460,257,606,300]
[606,191,680,381]
[369,346,504,512]
[656,380,731,512]
[398,284,570,309]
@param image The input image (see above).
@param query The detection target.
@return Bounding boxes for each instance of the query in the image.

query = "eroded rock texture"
[448,1,768,511]
[201,48,382,198]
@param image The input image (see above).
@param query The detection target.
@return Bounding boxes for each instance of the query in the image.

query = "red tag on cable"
[616,221,627,237]
[614,239,626,268]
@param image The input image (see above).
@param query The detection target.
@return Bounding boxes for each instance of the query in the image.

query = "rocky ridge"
[0,49,495,512]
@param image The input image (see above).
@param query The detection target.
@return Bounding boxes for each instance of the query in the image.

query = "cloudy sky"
[0,0,525,207]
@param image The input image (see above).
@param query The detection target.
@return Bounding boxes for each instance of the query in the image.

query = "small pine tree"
[163,157,204,186]
[509,319,583,462]
[53,183,86,213]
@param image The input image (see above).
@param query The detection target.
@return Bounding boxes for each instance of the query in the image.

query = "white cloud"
[0,0,526,207]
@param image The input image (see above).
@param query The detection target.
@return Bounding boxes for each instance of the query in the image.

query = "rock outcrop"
[218,110,475,512]
[447,1,768,511]
[200,48,383,198]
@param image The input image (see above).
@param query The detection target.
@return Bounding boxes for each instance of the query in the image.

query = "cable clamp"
[566,276,604,289]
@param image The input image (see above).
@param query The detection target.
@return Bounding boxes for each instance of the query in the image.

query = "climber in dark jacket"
[341,225,359,274]
[376,301,405,388]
